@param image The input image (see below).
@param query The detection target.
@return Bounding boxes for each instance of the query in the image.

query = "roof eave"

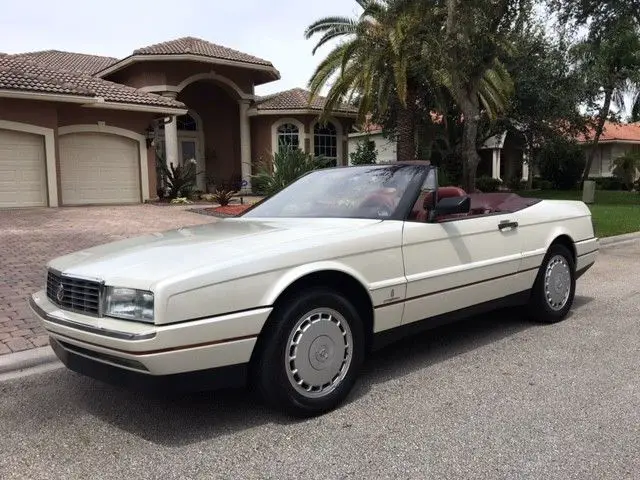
[0,89,96,104]
[82,100,188,115]
[248,108,357,118]
[95,54,280,80]
[576,138,640,145]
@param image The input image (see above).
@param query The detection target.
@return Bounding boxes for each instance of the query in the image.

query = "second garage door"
[59,132,141,205]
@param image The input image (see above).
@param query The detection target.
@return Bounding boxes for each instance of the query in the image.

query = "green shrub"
[588,177,625,191]
[251,174,270,196]
[349,138,378,165]
[157,156,199,200]
[611,152,640,191]
[476,176,502,192]
[532,178,554,190]
[536,138,586,190]
[251,146,332,196]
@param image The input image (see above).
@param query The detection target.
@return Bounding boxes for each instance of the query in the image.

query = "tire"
[528,244,576,323]
[251,287,365,417]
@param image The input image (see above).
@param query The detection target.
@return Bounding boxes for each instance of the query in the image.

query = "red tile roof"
[576,121,640,143]
[9,50,117,75]
[255,88,357,113]
[0,55,184,109]
[132,36,273,67]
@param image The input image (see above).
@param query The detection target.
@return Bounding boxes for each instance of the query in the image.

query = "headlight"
[104,287,154,323]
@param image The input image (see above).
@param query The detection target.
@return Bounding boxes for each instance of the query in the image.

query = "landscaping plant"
[252,146,331,196]
[349,138,378,165]
[611,151,640,191]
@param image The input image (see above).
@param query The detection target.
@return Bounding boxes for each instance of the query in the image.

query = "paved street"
[0,206,213,354]
[0,240,638,479]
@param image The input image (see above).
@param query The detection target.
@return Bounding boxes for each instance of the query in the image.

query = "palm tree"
[305,0,425,162]
[612,79,640,122]
[305,0,516,186]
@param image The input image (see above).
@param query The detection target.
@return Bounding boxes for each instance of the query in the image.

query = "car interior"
[408,188,543,223]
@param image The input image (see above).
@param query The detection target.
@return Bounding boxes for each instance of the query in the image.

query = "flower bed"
[189,204,252,218]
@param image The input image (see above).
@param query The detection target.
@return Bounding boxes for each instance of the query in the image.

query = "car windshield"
[242,164,426,219]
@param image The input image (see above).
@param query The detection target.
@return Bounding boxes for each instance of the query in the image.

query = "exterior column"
[239,100,252,192]
[522,153,530,181]
[161,92,179,170]
[492,148,502,180]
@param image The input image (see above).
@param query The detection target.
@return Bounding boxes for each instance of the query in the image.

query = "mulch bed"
[188,204,252,218]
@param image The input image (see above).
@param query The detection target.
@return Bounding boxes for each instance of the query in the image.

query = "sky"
[0,0,360,95]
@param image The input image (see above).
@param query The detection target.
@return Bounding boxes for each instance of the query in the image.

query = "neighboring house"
[348,124,397,164]
[480,121,640,181]
[577,121,640,178]
[0,37,356,208]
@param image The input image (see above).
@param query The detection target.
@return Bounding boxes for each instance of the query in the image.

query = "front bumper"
[29,290,272,378]
[49,337,248,392]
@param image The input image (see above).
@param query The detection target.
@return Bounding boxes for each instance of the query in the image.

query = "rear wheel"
[252,288,365,417]
[528,244,576,323]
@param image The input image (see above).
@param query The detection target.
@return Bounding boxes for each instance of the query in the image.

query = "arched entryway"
[156,110,206,191]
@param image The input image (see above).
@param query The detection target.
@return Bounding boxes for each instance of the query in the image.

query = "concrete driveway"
[0,205,214,355]
[0,240,638,479]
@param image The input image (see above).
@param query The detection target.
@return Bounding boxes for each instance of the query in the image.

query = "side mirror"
[433,196,471,216]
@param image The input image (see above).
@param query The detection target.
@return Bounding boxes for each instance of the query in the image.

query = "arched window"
[277,123,300,151]
[176,113,198,131]
[159,113,198,131]
[314,122,338,162]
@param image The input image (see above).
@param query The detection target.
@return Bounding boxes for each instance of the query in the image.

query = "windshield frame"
[239,163,434,221]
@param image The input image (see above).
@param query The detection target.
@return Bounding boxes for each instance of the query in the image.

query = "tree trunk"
[458,89,482,192]
[396,88,417,162]
[582,87,613,184]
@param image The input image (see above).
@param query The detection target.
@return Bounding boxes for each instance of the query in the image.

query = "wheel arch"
[548,233,577,265]
[255,266,375,355]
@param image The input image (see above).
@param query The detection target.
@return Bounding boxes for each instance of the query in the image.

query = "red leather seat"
[412,186,467,222]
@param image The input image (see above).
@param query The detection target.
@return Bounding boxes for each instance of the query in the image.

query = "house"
[0,37,356,208]
[577,121,640,178]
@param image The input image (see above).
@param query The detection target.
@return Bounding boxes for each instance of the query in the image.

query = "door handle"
[498,220,519,231]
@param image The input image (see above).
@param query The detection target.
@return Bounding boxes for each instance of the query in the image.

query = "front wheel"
[252,288,365,417]
[528,244,576,323]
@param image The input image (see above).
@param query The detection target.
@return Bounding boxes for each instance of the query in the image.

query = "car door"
[401,210,525,326]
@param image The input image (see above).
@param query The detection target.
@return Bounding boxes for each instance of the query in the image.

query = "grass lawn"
[520,189,640,238]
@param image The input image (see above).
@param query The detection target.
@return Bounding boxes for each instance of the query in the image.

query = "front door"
[401,211,525,326]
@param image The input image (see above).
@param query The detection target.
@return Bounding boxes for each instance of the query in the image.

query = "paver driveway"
[0,206,214,355]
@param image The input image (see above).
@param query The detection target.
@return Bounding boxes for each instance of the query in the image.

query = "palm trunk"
[458,89,482,192]
[396,87,417,162]
[582,87,613,184]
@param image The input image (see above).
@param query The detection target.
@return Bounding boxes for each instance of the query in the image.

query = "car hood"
[48,217,382,290]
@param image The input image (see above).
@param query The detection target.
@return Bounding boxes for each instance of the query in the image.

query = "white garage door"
[0,129,47,208]
[59,132,141,205]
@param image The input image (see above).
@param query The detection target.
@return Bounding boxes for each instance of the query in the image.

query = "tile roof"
[9,50,117,75]
[0,55,184,109]
[576,121,640,143]
[132,36,273,67]
[255,88,357,113]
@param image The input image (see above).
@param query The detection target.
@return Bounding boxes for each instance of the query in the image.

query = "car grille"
[46,270,102,316]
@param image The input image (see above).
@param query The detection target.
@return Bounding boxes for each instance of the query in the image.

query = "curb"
[599,231,640,248]
[0,345,60,376]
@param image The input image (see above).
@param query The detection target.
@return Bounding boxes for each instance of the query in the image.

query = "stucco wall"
[250,114,354,169]
[105,61,256,96]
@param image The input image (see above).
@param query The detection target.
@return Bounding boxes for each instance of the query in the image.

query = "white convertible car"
[30,162,598,416]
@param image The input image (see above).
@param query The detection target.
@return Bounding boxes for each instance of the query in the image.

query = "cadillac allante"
[29,163,599,416]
